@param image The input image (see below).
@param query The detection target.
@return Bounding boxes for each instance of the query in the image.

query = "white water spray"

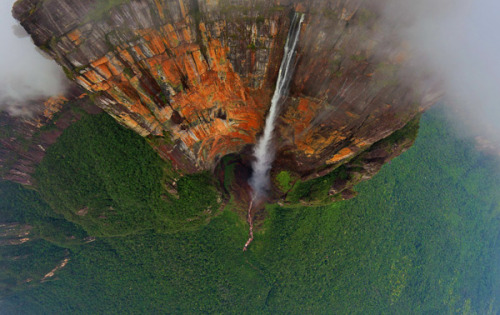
[249,13,304,200]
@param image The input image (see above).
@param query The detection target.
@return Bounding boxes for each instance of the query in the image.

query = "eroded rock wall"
[12,0,440,176]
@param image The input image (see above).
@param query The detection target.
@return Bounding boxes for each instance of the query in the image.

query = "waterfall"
[249,13,304,200]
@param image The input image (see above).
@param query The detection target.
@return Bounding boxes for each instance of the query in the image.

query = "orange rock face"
[18,0,293,170]
[13,0,441,175]
[31,95,68,128]
[327,148,355,164]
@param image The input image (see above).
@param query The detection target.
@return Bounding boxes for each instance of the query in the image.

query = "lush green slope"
[0,180,86,297]
[252,107,500,313]
[34,113,221,236]
[1,106,499,314]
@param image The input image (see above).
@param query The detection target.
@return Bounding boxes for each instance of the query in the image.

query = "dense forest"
[33,113,221,236]
[1,106,499,314]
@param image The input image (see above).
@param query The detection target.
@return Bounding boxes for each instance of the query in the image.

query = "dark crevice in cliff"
[190,0,210,68]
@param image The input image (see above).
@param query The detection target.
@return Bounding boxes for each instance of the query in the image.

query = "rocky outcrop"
[0,94,101,185]
[323,115,420,200]
[12,0,440,189]
[217,115,420,208]
[0,222,32,246]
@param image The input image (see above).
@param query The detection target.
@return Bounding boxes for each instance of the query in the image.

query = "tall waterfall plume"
[249,13,304,200]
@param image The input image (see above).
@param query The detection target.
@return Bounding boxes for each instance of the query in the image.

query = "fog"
[0,1,67,116]
[379,0,500,147]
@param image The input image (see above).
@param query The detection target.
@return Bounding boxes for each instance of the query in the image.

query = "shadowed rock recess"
[9,0,440,200]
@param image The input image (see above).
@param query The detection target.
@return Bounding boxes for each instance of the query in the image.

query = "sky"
[0,1,67,116]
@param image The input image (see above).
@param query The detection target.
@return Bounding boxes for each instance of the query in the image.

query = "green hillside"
[1,106,499,314]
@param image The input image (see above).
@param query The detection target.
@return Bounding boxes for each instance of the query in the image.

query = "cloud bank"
[0,1,67,116]
[379,0,500,146]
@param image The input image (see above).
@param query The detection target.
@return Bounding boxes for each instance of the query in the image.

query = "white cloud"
[381,0,500,144]
[0,1,67,116]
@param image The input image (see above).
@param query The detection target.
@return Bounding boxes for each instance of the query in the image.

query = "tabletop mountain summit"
[5,0,440,203]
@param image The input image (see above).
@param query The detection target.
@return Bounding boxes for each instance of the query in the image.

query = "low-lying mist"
[0,1,67,116]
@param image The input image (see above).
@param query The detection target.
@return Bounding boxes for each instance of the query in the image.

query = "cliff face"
[12,0,440,185]
[0,95,100,185]
[14,0,285,171]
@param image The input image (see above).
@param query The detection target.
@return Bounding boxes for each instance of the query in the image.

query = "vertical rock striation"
[11,0,441,191]
[13,0,294,171]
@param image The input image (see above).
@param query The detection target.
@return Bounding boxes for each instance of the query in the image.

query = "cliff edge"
[9,0,440,200]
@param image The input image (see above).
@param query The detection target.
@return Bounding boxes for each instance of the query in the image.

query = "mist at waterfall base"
[379,0,500,150]
[0,1,67,116]
[249,14,304,201]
